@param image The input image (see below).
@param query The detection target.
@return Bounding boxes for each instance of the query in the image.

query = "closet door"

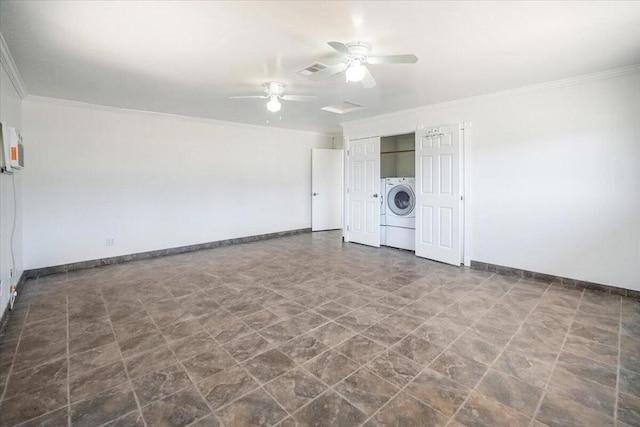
[415,125,463,265]
[346,137,381,247]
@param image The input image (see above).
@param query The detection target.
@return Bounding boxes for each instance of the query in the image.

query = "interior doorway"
[311,148,344,232]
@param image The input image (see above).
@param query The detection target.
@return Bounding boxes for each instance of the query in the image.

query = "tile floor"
[0,231,638,426]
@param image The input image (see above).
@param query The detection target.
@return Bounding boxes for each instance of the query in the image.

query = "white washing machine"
[385,177,416,251]
[380,179,386,246]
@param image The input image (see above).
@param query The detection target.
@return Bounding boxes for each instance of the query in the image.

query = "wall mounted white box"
[0,123,24,172]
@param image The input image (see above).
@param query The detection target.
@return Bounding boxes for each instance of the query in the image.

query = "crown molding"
[23,95,334,138]
[0,32,27,99]
[340,64,640,129]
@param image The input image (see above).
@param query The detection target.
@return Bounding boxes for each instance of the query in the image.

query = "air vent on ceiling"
[321,101,365,115]
[297,62,328,76]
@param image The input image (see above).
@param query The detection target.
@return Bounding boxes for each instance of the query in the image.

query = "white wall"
[0,63,23,318]
[21,99,332,269]
[342,69,640,291]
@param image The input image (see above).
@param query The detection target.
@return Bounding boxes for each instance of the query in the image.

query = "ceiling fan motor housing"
[264,81,285,97]
[346,42,371,62]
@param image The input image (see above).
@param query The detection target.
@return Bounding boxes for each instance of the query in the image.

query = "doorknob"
[373,194,379,198]
[313,192,319,196]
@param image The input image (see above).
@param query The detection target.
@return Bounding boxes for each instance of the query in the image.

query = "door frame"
[343,123,472,267]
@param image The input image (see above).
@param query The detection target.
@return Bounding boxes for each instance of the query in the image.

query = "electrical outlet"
[105,238,115,247]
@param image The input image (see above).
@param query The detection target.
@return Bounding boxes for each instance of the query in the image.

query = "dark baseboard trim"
[25,228,312,278]
[471,260,639,299]
[0,272,27,333]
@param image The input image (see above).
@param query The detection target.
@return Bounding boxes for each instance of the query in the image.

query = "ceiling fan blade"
[328,41,353,56]
[367,54,419,64]
[361,67,377,88]
[308,62,347,81]
[229,95,268,99]
[281,95,317,102]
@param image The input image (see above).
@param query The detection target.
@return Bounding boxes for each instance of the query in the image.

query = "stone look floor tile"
[117,331,166,359]
[405,368,470,417]
[562,335,618,366]
[4,358,67,398]
[535,391,615,427]
[0,381,68,426]
[242,349,295,383]
[303,349,360,386]
[15,406,69,427]
[334,335,386,365]
[569,322,618,347]
[168,331,218,361]
[392,334,444,366]
[366,350,422,387]
[293,390,367,427]
[617,391,640,426]
[196,365,260,410]
[70,382,138,427]
[556,351,617,387]
[224,333,271,362]
[3,231,639,426]
[492,350,553,389]
[124,344,179,379]
[160,318,206,342]
[364,392,449,427]
[278,334,328,364]
[260,320,306,345]
[334,368,398,416]
[210,318,253,344]
[547,368,616,417]
[619,368,640,396]
[216,387,288,426]
[188,413,222,427]
[141,384,210,427]
[308,322,355,348]
[429,350,488,389]
[264,368,326,413]
[103,409,146,426]
[334,310,383,332]
[475,369,543,416]
[182,348,236,383]
[70,360,129,403]
[361,322,407,347]
[69,342,122,377]
[244,310,280,330]
[454,391,530,427]
[131,363,193,406]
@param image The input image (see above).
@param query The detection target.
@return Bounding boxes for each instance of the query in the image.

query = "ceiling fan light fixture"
[346,60,366,83]
[266,95,281,112]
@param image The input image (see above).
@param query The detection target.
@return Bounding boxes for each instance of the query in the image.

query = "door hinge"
[347,149,350,156]
[346,225,350,231]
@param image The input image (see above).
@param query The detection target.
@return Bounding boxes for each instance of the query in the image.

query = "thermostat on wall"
[0,122,24,173]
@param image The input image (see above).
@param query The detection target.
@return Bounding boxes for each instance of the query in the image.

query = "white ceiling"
[1,1,639,134]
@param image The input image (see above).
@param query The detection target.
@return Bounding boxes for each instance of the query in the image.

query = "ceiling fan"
[310,41,418,88]
[229,82,316,112]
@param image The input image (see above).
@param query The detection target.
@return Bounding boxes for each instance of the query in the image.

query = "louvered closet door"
[347,137,381,247]
[415,125,462,265]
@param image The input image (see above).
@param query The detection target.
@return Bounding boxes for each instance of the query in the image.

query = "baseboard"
[0,271,27,332]
[470,260,639,298]
[25,228,312,278]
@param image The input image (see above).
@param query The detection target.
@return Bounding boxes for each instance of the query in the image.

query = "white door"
[346,137,381,247]
[415,125,463,265]
[312,148,343,231]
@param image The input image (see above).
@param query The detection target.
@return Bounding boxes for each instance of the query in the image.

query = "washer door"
[387,185,415,216]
